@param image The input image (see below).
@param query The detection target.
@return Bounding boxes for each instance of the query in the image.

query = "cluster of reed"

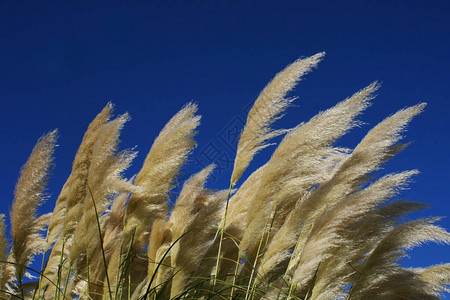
[1,53,449,299]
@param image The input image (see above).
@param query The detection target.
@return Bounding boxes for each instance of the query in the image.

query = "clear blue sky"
[1,0,449,289]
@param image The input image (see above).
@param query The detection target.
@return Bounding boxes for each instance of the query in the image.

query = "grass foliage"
[1,53,449,299]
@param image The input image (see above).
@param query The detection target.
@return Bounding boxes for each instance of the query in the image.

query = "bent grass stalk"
[144,232,189,300]
[118,229,136,300]
[87,185,112,300]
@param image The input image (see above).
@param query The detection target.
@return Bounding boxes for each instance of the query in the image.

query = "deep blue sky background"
[1,0,449,291]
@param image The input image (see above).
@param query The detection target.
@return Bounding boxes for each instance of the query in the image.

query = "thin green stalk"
[229,239,243,299]
[264,205,277,248]
[286,283,295,300]
[62,262,73,299]
[114,242,124,299]
[244,225,266,300]
[34,245,49,300]
[87,185,113,300]
[213,182,233,287]
[54,238,66,300]
[282,223,307,297]
[31,283,38,300]
[128,271,131,300]
[118,228,136,300]
[154,268,182,299]
[245,203,278,300]
[143,232,188,299]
